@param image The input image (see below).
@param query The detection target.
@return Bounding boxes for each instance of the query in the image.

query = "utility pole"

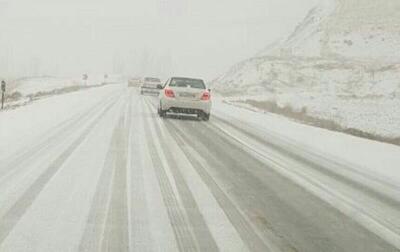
[83,74,88,86]
[104,74,108,85]
[1,80,6,110]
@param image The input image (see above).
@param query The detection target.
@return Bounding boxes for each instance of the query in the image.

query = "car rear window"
[169,78,206,89]
[145,77,161,82]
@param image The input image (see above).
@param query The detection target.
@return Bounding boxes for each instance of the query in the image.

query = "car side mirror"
[157,84,163,89]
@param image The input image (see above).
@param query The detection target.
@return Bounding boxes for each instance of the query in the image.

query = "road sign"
[1,80,5,109]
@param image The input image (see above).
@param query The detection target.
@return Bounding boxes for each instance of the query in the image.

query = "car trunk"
[171,87,204,101]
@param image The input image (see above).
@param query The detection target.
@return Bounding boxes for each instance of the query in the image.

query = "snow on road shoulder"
[12,75,122,96]
[13,77,80,96]
[213,99,400,185]
[0,84,124,161]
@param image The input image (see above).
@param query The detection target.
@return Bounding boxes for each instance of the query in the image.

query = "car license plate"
[179,92,195,98]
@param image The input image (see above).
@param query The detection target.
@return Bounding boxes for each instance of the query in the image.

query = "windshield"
[144,78,161,82]
[169,78,206,89]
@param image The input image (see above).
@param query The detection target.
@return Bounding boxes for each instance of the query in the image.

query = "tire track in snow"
[142,104,200,252]
[209,115,400,250]
[78,141,116,252]
[101,99,130,252]
[126,93,154,251]
[79,94,131,252]
[147,104,219,252]
[0,93,120,181]
[0,97,119,245]
[140,97,399,251]
[143,98,275,250]
[164,120,277,252]
[169,118,397,252]
[0,95,121,219]
[213,115,400,208]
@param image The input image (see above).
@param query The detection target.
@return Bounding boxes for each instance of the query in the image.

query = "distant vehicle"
[140,77,161,95]
[157,77,212,121]
[128,77,141,87]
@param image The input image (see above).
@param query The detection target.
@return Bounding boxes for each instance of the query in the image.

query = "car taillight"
[201,91,210,101]
[165,88,175,98]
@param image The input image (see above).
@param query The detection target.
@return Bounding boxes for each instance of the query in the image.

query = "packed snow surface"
[1,85,399,251]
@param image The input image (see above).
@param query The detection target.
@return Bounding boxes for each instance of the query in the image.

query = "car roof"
[170,77,204,81]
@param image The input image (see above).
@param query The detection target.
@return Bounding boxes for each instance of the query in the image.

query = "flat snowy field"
[11,75,123,97]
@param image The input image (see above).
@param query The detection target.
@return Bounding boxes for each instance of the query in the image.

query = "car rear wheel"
[199,112,210,121]
[158,104,166,118]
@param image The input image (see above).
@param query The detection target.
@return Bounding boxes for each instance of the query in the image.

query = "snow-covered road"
[0,84,399,252]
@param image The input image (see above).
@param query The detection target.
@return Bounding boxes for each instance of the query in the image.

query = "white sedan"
[157,77,212,121]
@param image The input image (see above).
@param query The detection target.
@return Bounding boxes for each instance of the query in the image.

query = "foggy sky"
[0,0,319,80]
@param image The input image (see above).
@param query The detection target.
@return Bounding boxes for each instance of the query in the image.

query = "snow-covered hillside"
[259,0,400,61]
[214,0,400,141]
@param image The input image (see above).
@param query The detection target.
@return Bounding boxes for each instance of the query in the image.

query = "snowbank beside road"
[214,98,400,193]
[214,57,400,140]
[1,75,126,111]
[12,75,125,97]
[13,77,80,96]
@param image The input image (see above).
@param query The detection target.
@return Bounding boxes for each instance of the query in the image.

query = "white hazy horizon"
[0,0,319,80]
